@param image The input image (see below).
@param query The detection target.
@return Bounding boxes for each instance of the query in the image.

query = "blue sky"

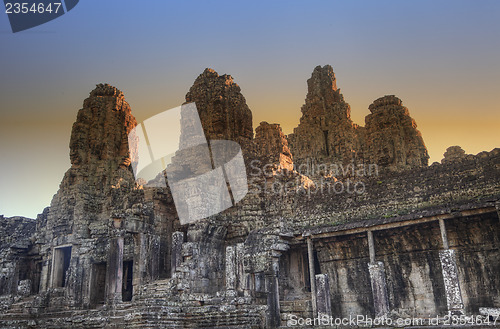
[1,0,499,218]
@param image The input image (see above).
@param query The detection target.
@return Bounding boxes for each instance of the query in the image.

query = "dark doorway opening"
[313,250,321,275]
[53,246,72,288]
[122,260,133,302]
[17,257,42,295]
[323,130,330,156]
[90,262,106,307]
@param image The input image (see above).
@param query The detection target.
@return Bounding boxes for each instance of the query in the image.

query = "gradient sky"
[1,1,499,218]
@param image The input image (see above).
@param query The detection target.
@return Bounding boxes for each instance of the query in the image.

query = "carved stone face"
[210,99,227,138]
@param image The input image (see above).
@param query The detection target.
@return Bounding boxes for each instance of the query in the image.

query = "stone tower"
[288,65,363,168]
[185,68,253,142]
[364,95,429,169]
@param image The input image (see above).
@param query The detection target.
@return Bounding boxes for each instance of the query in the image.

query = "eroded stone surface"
[365,95,429,169]
[0,68,499,328]
[288,65,362,168]
[254,121,293,172]
[185,68,253,142]
[441,145,467,163]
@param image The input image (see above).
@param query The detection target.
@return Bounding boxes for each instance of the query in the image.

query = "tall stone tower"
[185,68,253,142]
[288,65,363,168]
[364,95,429,169]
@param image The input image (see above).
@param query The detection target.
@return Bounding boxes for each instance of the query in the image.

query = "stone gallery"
[0,65,499,328]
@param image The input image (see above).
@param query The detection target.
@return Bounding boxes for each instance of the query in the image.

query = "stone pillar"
[439,249,464,313]
[133,233,160,292]
[236,243,247,295]
[171,231,184,277]
[315,274,332,318]
[368,262,390,317]
[39,259,49,292]
[106,236,124,303]
[367,230,390,317]
[367,230,376,263]
[438,218,464,314]
[307,237,318,317]
[226,245,237,297]
[150,234,161,281]
[66,252,84,307]
[439,218,449,249]
[266,256,281,328]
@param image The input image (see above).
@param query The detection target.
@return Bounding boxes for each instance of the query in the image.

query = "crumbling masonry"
[1,65,499,328]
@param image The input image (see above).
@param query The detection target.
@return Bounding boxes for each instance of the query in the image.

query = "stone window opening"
[51,245,72,288]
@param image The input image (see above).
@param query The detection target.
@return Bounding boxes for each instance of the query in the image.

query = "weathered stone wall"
[0,68,499,328]
[375,222,447,318]
[185,68,253,142]
[288,65,362,167]
[288,66,429,173]
[365,95,429,169]
[254,121,293,172]
[315,234,374,317]
[310,213,500,319]
[447,214,500,314]
[0,216,36,299]
[278,147,500,230]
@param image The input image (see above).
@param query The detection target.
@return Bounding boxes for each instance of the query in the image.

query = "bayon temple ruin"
[0,65,499,328]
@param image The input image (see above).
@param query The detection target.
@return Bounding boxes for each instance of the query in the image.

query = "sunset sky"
[1,1,499,218]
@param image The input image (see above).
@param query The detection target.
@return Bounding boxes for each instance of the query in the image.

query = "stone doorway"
[122,260,133,302]
[90,262,106,307]
[52,246,72,288]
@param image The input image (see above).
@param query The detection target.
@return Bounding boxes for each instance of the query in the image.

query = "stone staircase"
[0,278,266,328]
[0,296,36,320]
[280,298,313,327]
[131,278,266,328]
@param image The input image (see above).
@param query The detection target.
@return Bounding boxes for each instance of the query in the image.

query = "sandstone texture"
[441,145,468,164]
[185,68,253,142]
[1,67,499,328]
[254,121,293,172]
[365,95,429,169]
[289,65,429,174]
[288,65,361,168]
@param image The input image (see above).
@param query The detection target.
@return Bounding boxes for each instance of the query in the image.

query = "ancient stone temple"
[0,66,499,328]
[288,65,429,172]
[288,65,362,168]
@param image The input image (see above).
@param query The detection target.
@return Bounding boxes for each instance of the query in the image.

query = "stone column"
[171,231,184,276]
[367,230,376,263]
[66,251,84,307]
[106,236,124,303]
[236,243,247,295]
[266,256,281,328]
[439,218,449,249]
[439,250,464,313]
[315,274,332,318]
[438,218,464,314]
[133,233,145,289]
[225,245,237,297]
[133,233,160,293]
[368,262,390,317]
[367,230,390,317]
[307,237,318,317]
[39,259,49,292]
